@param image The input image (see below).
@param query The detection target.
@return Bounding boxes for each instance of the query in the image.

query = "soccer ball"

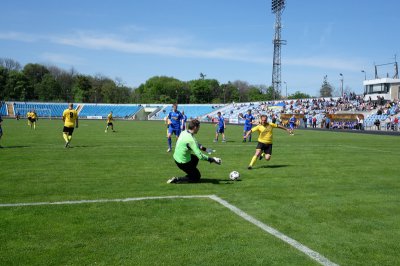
[229,171,240,181]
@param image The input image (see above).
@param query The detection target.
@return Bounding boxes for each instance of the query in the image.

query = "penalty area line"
[0,194,338,266]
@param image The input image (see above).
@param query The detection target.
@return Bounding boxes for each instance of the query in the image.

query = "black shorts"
[28,117,36,122]
[63,126,74,135]
[174,154,201,182]
[107,122,113,126]
[256,142,273,155]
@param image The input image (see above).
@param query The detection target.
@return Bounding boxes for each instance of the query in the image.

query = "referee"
[168,119,221,184]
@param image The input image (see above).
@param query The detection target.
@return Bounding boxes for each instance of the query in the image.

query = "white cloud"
[0,29,271,64]
[51,31,270,63]
[0,31,38,42]
[41,52,85,66]
[285,56,365,72]
[0,30,365,71]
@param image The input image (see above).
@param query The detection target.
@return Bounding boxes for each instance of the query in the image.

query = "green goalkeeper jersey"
[173,130,209,163]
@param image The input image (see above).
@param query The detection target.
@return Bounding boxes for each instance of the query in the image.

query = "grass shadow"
[0,145,30,149]
[199,178,238,184]
[258,164,290,169]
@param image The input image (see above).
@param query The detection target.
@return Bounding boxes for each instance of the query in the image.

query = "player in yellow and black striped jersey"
[62,103,79,148]
[105,111,115,132]
[27,110,38,129]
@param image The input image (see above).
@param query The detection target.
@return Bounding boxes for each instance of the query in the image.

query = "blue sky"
[1,0,399,97]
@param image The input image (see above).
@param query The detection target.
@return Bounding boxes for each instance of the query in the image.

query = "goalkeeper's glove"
[208,157,222,165]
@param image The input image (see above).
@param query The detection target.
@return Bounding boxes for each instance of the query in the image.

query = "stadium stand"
[13,102,69,117]
[79,104,142,118]
[2,97,398,131]
[150,104,219,120]
[0,102,7,116]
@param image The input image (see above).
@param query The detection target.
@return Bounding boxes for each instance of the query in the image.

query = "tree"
[35,74,61,101]
[288,91,311,99]
[247,86,264,101]
[73,75,92,102]
[3,70,30,100]
[320,75,333,97]
[188,79,218,103]
[114,86,132,103]
[23,63,49,85]
[263,86,278,101]
[0,66,8,98]
[231,80,250,102]
[100,79,117,103]
[46,65,75,102]
[139,76,185,103]
[0,58,22,71]
[23,63,50,100]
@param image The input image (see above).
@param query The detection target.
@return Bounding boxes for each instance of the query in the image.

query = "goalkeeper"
[167,119,221,184]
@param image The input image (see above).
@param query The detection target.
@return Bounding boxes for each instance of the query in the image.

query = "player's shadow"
[69,145,98,148]
[1,145,30,149]
[259,164,289,169]
[199,178,236,184]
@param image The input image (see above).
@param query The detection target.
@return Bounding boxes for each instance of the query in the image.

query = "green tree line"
[1,58,317,103]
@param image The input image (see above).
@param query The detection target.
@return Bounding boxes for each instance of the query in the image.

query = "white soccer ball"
[229,171,240,181]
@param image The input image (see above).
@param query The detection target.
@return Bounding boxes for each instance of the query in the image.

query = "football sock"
[63,133,69,143]
[249,156,257,167]
[168,137,172,149]
[68,135,72,141]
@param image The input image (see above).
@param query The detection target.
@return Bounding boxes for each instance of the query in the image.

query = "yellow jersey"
[63,108,78,128]
[251,122,278,144]
[107,113,113,123]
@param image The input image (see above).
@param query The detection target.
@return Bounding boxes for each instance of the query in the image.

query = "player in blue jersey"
[288,114,296,135]
[214,111,226,142]
[181,110,188,130]
[239,109,255,142]
[167,103,183,152]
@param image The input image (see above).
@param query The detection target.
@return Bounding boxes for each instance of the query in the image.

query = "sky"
[1,0,399,97]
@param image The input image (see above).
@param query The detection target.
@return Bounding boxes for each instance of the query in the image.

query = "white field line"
[209,195,338,266]
[0,195,338,266]
[0,195,211,207]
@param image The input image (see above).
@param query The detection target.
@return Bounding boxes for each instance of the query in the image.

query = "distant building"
[363,78,400,101]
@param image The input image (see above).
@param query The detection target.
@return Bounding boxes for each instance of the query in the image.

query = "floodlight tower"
[271,0,286,100]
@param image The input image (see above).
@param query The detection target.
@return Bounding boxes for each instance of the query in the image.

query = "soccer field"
[1,119,399,265]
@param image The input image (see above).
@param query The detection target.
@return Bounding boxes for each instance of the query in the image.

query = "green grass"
[1,119,399,265]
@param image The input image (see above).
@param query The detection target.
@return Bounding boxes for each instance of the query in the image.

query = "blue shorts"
[168,127,181,136]
[216,127,224,134]
[289,123,295,129]
[244,125,252,131]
